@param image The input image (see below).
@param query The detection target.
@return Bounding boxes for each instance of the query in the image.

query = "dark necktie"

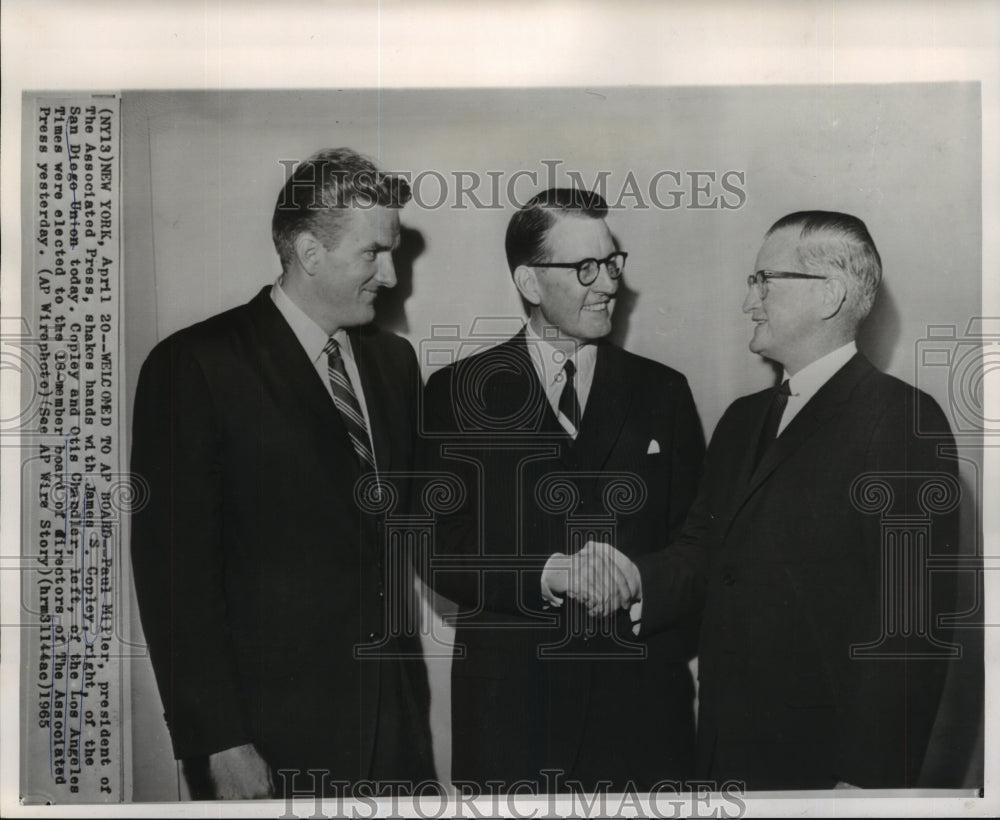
[558,359,582,433]
[753,379,791,468]
[323,337,377,472]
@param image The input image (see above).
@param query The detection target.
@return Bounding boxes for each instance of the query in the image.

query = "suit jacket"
[421,329,705,792]
[637,353,960,790]
[130,287,433,787]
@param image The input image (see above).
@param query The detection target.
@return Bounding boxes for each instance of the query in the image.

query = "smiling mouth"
[583,302,610,312]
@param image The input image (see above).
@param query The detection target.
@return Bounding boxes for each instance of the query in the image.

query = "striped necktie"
[323,337,377,472]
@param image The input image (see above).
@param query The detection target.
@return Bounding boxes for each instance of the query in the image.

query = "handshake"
[541,540,642,618]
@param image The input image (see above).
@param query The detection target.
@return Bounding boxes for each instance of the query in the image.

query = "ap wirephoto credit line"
[19,94,128,804]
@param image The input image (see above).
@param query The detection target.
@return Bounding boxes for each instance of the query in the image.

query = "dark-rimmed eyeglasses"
[532,251,628,287]
[747,269,827,299]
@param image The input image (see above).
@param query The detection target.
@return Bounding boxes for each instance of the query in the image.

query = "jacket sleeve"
[130,339,251,759]
[419,362,559,615]
[633,397,731,637]
[667,374,706,542]
[417,366,502,611]
[632,489,710,639]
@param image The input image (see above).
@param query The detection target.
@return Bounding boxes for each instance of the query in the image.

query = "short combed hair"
[768,210,883,318]
[271,147,411,271]
[505,187,609,274]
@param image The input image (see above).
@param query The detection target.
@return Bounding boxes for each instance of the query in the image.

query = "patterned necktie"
[558,359,582,433]
[753,379,791,468]
[323,337,377,472]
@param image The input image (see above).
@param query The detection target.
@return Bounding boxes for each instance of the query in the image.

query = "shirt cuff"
[540,553,569,607]
[630,599,643,636]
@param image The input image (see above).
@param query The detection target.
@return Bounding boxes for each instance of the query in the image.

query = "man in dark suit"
[421,188,705,793]
[637,211,960,790]
[130,148,434,799]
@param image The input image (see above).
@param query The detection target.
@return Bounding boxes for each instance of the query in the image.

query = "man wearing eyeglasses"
[421,188,705,793]
[636,210,960,789]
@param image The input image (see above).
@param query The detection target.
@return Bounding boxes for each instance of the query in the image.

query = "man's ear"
[293,231,323,276]
[819,275,848,320]
[513,265,542,306]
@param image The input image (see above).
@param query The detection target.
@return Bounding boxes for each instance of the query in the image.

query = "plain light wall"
[122,85,982,798]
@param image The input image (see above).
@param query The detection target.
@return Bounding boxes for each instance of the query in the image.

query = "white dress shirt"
[523,322,598,439]
[778,341,858,435]
[270,278,378,463]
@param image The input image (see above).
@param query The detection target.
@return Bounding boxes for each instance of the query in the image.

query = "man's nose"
[742,283,760,313]
[377,253,397,288]
[593,261,619,294]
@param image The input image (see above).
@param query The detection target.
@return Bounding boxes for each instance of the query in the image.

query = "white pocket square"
[646,439,661,455]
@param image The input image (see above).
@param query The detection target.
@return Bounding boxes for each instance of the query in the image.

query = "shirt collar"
[271,276,349,364]
[523,322,598,387]
[784,341,857,402]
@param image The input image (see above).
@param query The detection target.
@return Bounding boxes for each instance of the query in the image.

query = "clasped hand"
[543,540,641,617]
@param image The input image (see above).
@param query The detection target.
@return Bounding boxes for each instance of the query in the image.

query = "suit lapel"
[722,353,874,535]
[246,288,361,482]
[506,330,568,436]
[569,342,636,469]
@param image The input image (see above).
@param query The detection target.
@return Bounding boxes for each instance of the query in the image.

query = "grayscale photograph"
[2,4,996,819]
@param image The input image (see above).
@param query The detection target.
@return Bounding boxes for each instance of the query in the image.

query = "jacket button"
[722,572,736,586]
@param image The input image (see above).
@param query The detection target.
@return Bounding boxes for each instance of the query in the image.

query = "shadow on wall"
[920,464,985,789]
[377,226,426,335]
[606,278,638,351]
[606,230,637,350]
[857,282,902,372]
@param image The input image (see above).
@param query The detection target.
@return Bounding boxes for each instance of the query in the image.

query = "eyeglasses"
[747,269,827,299]
[533,251,627,287]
